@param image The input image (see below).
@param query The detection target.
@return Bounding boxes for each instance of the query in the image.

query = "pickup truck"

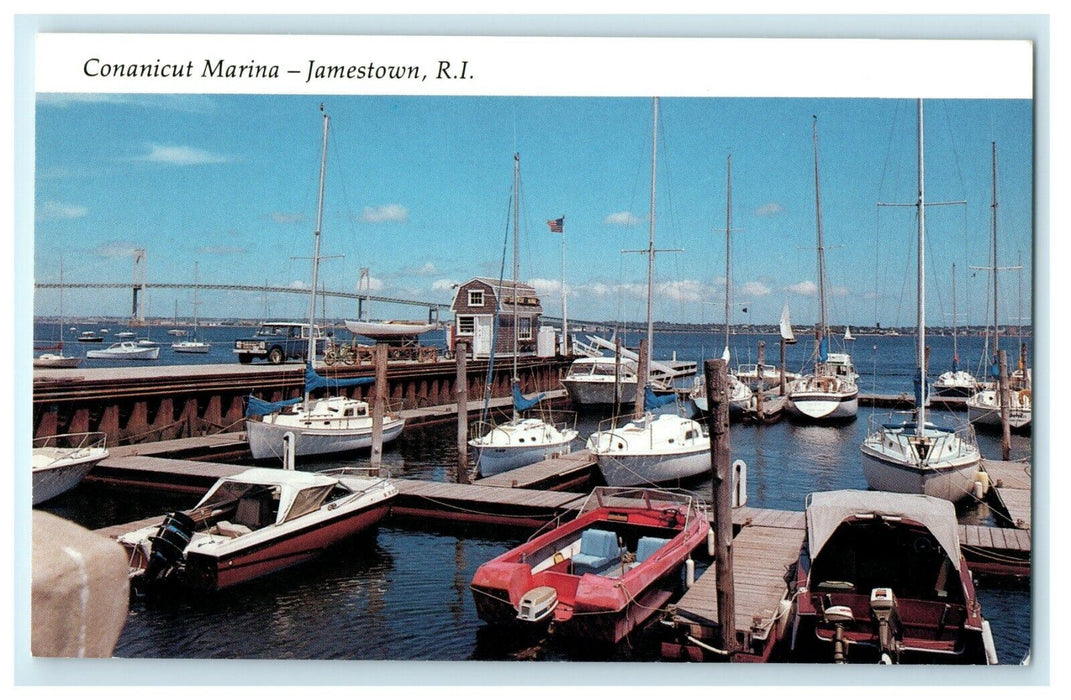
[233,322,327,364]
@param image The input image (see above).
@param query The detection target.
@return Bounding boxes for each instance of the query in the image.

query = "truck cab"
[233,322,326,365]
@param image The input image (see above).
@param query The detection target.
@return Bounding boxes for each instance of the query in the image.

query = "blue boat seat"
[572,529,620,575]
[635,536,671,564]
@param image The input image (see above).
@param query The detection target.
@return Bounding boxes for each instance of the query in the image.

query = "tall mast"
[512,152,521,420]
[645,97,658,382]
[916,99,927,431]
[812,116,828,363]
[991,141,999,358]
[305,106,329,407]
[951,262,959,365]
[724,154,732,358]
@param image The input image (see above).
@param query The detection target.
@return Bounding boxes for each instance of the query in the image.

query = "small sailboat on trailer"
[786,117,859,422]
[586,98,711,487]
[119,465,397,591]
[860,99,982,502]
[244,106,406,461]
[468,153,578,477]
[791,490,997,664]
[470,486,710,644]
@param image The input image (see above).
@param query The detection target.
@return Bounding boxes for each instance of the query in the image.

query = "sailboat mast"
[645,97,658,382]
[916,99,927,430]
[724,154,732,357]
[305,107,329,406]
[991,141,999,358]
[512,152,521,419]
[952,262,958,363]
[812,116,828,360]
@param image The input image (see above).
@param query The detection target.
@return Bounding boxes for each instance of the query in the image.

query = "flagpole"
[561,217,568,356]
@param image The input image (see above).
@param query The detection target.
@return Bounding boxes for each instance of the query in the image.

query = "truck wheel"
[268,347,285,365]
[238,355,253,365]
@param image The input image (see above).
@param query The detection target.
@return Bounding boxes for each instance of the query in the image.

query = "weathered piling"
[455,339,470,484]
[779,336,787,396]
[998,349,1011,460]
[370,343,387,472]
[703,358,737,655]
[614,337,623,415]
[756,341,766,421]
[634,338,649,419]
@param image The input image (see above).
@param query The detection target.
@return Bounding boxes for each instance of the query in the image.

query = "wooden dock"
[474,449,597,491]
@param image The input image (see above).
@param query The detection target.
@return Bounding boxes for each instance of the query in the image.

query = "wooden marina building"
[449,277,542,359]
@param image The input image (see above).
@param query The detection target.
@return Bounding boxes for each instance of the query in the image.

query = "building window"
[518,317,532,340]
[468,290,484,307]
[457,316,475,335]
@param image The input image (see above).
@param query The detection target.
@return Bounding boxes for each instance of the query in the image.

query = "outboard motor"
[143,511,196,583]
[870,587,902,663]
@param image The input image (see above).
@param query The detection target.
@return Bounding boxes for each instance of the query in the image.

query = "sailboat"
[861,99,982,502]
[34,261,81,369]
[244,106,406,461]
[966,143,1031,432]
[586,98,711,488]
[468,154,578,477]
[785,117,859,422]
[688,155,752,420]
[933,263,978,397]
[172,261,212,354]
[843,325,855,342]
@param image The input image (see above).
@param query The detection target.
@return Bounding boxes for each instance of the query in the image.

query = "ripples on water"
[35,327,1033,664]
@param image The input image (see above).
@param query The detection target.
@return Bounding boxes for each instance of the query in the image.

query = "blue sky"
[33,94,1033,328]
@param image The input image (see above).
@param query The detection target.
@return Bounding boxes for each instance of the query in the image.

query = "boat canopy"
[512,383,545,412]
[245,395,303,417]
[645,385,677,409]
[805,490,962,564]
[195,467,343,525]
[246,364,376,417]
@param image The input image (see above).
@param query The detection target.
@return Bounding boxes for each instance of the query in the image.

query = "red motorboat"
[791,490,998,664]
[471,487,711,644]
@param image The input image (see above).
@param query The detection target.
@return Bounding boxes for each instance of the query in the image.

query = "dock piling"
[635,338,649,419]
[703,358,737,656]
[998,349,1011,460]
[455,340,470,484]
[370,343,387,473]
[756,341,766,421]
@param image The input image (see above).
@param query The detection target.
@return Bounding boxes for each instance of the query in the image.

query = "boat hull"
[473,439,576,477]
[171,343,211,354]
[595,447,710,487]
[562,377,637,406]
[245,415,406,461]
[33,355,81,369]
[967,393,1032,432]
[31,458,103,504]
[786,390,858,421]
[181,501,391,591]
[860,447,981,502]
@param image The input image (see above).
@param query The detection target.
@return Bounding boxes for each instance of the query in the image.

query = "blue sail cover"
[645,385,677,410]
[304,362,375,392]
[990,355,1000,378]
[245,394,302,417]
[513,383,546,412]
[951,353,960,373]
[913,375,929,408]
[818,336,829,363]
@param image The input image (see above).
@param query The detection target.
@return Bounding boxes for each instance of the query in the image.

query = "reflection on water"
[35,326,1033,663]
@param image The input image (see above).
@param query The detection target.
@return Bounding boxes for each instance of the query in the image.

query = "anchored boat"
[119,466,396,591]
[470,486,710,644]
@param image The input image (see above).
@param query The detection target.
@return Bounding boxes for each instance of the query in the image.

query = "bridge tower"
[357,267,371,321]
[130,248,147,326]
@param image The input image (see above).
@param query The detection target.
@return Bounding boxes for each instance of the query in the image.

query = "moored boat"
[32,432,109,505]
[470,486,710,644]
[792,489,997,664]
[77,331,104,343]
[118,466,397,591]
[344,319,438,339]
[85,341,161,360]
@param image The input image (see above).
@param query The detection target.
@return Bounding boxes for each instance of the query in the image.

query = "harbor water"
[34,325,1034,663]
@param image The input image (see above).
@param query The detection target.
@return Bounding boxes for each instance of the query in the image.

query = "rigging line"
[480,184,514,425]
[325,115,363,277]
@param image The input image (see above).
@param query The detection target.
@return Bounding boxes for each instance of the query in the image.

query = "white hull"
[345,320,437,338]
[472,438,577,476]
[595,447,711,487]
[933,370,977,397]
[966,390,1032,430]
[31,444,109,505]
[562,377,637,406]
[786,390,859,421]
[861,446,981,502]
[33,354,81,369]
[587,414,711,487]
[172,342,212,354]
[246,413,405,460]
[86,342,161,360]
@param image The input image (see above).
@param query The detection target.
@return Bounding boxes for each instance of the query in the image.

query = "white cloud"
[95,242,141,259]
[787,280,818,296]
[289,280,310,290]
[38,201,87,221]
[754,202,783,216]
[271,212,305,224]
[604,211,640,227]
[740,280,772,297]
[528,277,562,296]
[432,278,458,292]
[360,204,409,223]
[831,285,850,298]
[656,279,706,303]
[139,143,229,165]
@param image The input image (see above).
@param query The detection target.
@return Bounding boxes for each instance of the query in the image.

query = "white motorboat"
[586,99,711,487]
[118,466,397,591]
[85,341,161,360]
[77,331,103,343]
[933,264,978,397]
[688,372,752,419]
[32,432,109,505]
[469,153,578,477]
[172,261,212,354]
[734,363,798,391]
[244,107,406,462]
[34,353,81,369]
[860,100,982,502]
[115,331,135,339]
[562,334,692,407]
[786,118,859,422]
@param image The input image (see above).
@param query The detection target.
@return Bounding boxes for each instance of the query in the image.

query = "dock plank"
[475,449,596,489]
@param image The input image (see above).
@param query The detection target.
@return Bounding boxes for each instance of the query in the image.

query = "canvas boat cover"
[805,489,962,564]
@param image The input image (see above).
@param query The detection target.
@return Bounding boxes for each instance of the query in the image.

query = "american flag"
[546,217,564,233]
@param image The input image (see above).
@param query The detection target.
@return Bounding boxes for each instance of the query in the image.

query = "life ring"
[1018,388,1032,405]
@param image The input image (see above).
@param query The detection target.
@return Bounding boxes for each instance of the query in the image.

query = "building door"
[474,316,493,357]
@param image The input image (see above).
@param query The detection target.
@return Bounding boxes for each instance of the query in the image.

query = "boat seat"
[635,536,671,563]
[572,529,621,576]
[233,496,271,530]
[212,521,251,538]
